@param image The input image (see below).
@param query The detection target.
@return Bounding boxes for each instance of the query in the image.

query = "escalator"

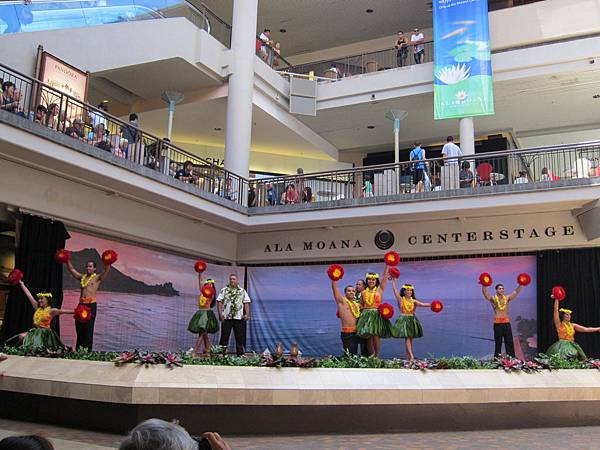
[0,0,229,46]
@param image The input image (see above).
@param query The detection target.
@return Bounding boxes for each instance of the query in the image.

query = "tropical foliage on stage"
[3,345,600,372]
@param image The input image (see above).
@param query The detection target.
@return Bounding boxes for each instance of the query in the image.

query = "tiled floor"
[2,418,600,449]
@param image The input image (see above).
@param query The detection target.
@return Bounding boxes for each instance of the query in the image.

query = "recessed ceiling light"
[593,94,600,99]
[366,8,374,13]
[367,125,375,129]
[214,127,222,131]
[279,28,286,33]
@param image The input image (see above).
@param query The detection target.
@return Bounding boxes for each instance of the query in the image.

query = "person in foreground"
[391,281,431,361]
[546,297,600,360]
[8,280,73,351]
[331,277,361,355]
[0,435,54,450]
[119,418,230,450]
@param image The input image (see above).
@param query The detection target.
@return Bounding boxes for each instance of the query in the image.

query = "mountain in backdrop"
[62,248,179,296]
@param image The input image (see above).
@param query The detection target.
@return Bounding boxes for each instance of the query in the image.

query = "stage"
[1,356,600,435]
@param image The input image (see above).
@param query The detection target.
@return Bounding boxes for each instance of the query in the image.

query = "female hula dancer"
[356,265,392,358]
[391,280,431,360]
[546,296,600,360]
[10,280,74,351]
[187,273,219,356]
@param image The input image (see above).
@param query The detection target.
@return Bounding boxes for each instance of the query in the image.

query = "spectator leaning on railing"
[394,31,409,67]
[0,81,19,112]
[411,28,425,64]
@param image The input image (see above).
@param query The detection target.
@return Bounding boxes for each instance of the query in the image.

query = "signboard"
[433,0,494,120]
[38,50,89,103]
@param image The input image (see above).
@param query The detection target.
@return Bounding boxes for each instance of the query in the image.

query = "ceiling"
[198,0,432,56]
[135,98,337,160]
[297,68,600,152]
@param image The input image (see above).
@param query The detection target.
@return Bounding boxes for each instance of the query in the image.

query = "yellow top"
[401,296,415,315]
[33,306,52,329]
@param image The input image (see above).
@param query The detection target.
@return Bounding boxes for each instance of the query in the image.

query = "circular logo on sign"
[374,230,395,250]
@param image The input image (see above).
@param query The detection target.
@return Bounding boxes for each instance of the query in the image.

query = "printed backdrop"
[61,231,537,359]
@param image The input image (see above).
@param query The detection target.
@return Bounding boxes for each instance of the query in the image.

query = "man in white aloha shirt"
[217,274,251,356]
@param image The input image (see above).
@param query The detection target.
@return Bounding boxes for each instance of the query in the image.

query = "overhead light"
[367,125,375,129]
[365,8,374,13]
[593,94,600,99]
[214,127,222,131]
[279,28,286,33]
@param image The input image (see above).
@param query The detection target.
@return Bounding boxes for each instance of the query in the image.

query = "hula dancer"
[547,297,600,360]
[66,256,112,351]
[354,278,370,357]
[481,277,525,358]
[331,278,361,355]
[12,280,74,351]
[187,273,219,356]
[356,266,392,358]
[391,280,431,360]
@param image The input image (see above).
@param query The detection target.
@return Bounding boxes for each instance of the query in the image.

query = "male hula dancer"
[481,282,524,357]
[332,279,361,355]
[66,259,111,350]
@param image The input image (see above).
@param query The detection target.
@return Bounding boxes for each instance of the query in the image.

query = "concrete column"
[224,0,258,178]
[459,117,475,156]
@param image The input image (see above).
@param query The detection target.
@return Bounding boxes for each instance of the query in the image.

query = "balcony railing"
[0,0,231,47]
[0,62,245,205]
[283,41,433,81]
[247,142,600,208]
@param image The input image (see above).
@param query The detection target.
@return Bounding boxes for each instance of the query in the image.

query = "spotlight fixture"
[279,28,287,33]
[367,125,375,129]
[365,8,374,13]
[214,127,222,131]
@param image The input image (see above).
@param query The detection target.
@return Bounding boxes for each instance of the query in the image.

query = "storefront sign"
[37,50,89,103]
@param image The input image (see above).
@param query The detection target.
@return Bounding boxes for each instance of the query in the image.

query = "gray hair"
[119,419,197,450]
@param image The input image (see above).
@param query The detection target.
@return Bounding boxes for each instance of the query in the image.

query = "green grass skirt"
[392,314,424,339]
[356,308,393,338]
[546,339,587,360]
[22,328,64,351]
[187,309,219,334]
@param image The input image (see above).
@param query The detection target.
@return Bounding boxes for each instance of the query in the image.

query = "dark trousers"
[357,336,371,357]
[396,48,408,67]
[341,332,359,356]
[219,319,246,356]
[414,50,424,64]
[493,322,515,357]
[75,302,97,351]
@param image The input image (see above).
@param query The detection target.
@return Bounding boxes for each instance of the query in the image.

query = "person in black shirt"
[175,161,197,184]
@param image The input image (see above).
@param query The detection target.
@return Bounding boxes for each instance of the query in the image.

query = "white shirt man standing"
[411,28,425,64]
[441,135,462,190]
[217,274,251,356]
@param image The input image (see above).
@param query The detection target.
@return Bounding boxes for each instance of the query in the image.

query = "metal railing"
[0,0,231,47]
[256,37,291,70]
[0,62,246,205]
[247,142,600,208]
[283,41,433,81]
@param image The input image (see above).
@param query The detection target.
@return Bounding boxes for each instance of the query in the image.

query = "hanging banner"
[433,0,494,120]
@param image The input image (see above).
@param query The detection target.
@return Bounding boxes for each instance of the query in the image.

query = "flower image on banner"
[433,0,494,120]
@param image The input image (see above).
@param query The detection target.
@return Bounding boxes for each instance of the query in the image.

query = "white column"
[459,117,475,156]
[224,0,258,178]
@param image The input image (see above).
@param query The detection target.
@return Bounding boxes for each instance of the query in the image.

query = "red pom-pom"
[101,250,118,265]
[327,264,344,281]
[7,269,23,285]
[73,304,92,323]
[384,251,400,266]
[389,267,401,279]
[201,283,215,299]
[551,285,567,301]
[430,300,444,313]
[478,272,493,287]
[517,273,531,286]
[378,302,394,320]
[194,260,207,273]
[55,249,71,264]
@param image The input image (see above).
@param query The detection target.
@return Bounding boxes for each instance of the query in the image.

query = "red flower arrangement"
[517,273,531,286]
[194,260,207,273]
[384,251,400,266]
[378,302,394,320]
[327,264,344,281]
[389,267,401,279]
[7,269,23,285]
[551,285,567,301]
[478,272,493,287]
[101,250,118,265]
[54,249,71,264]
[201,283,216,299]
[73,304,92,323]
[430,300,444,313]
